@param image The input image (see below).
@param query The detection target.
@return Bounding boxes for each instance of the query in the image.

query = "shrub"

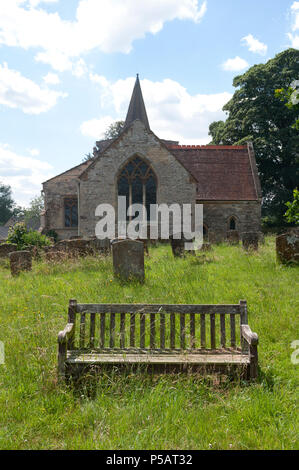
[7,222,51,250]
[45,229,58,243]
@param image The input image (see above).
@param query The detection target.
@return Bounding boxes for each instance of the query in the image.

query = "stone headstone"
[170,233,194,257]
[112,239,145,281]
[226,230,240,245]
[276,229,299,264]
[0,243,18,258]
[9,251,32,276]
[200,242,212,252]
[241,232,259,251]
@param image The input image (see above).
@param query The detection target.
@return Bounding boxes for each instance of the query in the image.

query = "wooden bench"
[58,299,259,382]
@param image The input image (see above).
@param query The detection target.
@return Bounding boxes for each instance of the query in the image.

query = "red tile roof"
[168,145,260,201]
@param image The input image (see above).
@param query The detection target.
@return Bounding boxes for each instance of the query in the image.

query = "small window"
[229,217,236,231]
[65,198,78,227]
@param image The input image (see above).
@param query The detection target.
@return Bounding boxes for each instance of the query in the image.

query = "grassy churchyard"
[0,236,298,450]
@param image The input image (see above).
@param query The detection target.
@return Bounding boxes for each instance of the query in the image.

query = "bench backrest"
[67,300,248,351]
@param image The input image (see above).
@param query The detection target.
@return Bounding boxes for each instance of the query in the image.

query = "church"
[41,75,262,242]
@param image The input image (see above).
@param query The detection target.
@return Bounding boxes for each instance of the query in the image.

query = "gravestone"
[0,243,18,258]
[170,233,194,257]
[241,232,259,251]
[9,251,32,276]
[200,242,212,252]
[276,228,299,264]
[112,239,145,281]
[227,230,240,245]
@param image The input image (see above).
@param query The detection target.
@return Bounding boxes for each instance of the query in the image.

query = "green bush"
[7,222,51,250]
[45,229,58,243]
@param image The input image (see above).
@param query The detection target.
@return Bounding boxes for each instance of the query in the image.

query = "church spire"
[124,74,150,130]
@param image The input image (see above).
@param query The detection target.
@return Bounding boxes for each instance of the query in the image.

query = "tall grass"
[0,237,298,449]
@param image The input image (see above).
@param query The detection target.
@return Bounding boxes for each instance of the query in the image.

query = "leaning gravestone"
[241,232,259,251]
[276,229,299,264]
[112,239,144,281]
[226,230,240,245]
[9,251,32,276]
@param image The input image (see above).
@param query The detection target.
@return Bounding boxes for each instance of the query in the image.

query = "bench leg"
[249,344,258,380]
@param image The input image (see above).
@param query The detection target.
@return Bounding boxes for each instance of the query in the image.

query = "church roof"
[124,74,150,130]
[168,144,261,201]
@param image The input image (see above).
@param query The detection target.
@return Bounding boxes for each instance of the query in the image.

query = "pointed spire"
[124,74,150,130]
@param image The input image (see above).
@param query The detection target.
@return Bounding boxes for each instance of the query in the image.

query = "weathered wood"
[110,313,115,348]
[100,313,105,348]
[220,314,226,348]
[90,312,96,348]
[210,314,216,349]
[150,313,156,349]
[190,313,195,349]
[130,313,135,347]
[58,299,258,382]
[170,313,175,349]
[80,313,86,349]
[140,313,145,348]
[76,303,241,315]
[230,314,236,348]
[160,312,165,349]
[120,313,125,348]
[200,314,206,348]
[180,313,185,349]
[67,299,77,350]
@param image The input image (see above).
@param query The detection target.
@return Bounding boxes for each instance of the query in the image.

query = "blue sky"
[0,0,298,206]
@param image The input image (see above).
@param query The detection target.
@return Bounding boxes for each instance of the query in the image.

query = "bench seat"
[66,349,250,365]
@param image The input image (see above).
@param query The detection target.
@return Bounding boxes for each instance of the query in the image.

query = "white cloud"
[27,148,40,156]
[81,76,232,144]
[0,62,67,114]
[0,143,54,206]
[288,1,299,48]
[43,72,60,85]
[0,0,208,72]
[222,56,249,72]
[242,34,267,55]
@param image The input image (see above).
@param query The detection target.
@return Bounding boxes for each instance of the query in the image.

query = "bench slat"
[210,314,216,349]
[76,304,241,314]
[200,314,206,348]
[230,314,236,348]
[170,313,175,349]
[100,313,105,348]
[120,313,125,348]
[190,313,195,349]
[80,313,86,349]
[140,313,146,348]
[110,313,115,348]
[130,313,135,347]
[90,312,96,348]
[160,313,165,349]
[150,313,156,349]
[180,313,185,349]
[220,314,226,348]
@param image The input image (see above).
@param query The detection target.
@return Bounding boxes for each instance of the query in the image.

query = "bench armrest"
[58,323,74,344]
[241,324,258,346]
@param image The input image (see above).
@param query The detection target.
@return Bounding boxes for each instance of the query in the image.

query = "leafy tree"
[209,48,299,225]
[275,80,299,130]
[104,120,125,139]
[23,195,44,228]
[7,222,51,250]
[284,188,299,225]
[0,182,16,224]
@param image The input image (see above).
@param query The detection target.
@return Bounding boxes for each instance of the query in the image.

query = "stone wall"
[202,201,261,242]
[79,120,197,238]
[43,178,78,240]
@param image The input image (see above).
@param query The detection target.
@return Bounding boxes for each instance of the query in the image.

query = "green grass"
[0,237,298,450]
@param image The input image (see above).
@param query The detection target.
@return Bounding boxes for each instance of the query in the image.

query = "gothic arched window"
[229,217,236,231]
[118,156,157,221]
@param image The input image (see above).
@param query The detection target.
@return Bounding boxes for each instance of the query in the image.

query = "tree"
[104,120,125,139]
[285,188,299,225]
[23,195,44,229]
[209,48,299,225]
[0,182,15,224]
[275,80,299,130]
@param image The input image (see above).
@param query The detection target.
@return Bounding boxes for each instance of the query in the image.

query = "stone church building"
[42,75,262,242]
